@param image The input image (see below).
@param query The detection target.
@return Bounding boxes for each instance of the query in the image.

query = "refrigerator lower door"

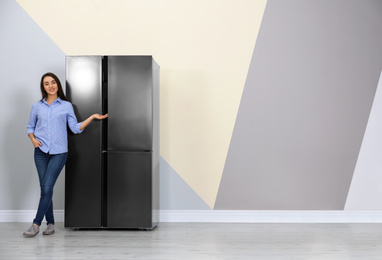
[106,151,153,228]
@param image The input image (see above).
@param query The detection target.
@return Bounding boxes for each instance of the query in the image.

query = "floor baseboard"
[2,210,382,223]
[159,210,382,223]
[0,210,65,223]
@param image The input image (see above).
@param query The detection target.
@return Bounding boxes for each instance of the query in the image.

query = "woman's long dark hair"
[40,72,68,101]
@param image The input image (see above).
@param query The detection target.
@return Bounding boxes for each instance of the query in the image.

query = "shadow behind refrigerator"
[65,56,159,229]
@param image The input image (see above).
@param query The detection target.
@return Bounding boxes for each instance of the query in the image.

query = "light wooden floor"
[2,222,382,259]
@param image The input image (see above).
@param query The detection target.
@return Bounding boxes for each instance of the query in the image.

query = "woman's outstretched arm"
[80,114,108,130]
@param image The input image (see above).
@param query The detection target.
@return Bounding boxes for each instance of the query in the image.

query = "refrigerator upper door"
[65,56,103,228]
[107,56,153,151]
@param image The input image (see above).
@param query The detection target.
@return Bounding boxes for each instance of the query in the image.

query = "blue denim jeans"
[33,148,67,226]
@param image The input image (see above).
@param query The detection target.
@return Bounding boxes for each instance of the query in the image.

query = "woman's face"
[43,76,58,97]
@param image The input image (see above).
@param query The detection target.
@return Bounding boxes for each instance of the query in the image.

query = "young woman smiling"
[23,72,108,237]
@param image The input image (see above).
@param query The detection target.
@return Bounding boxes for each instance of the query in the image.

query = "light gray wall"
[0,0,66,210]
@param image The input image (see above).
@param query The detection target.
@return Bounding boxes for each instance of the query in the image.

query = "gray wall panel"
[0,0,66,211]
[215,0,382,210]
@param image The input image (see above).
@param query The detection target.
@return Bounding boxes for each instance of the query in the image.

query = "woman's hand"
[93,113,109,120]
[80,113,109,130]
[28,133,41,148]
[32,138,42,148]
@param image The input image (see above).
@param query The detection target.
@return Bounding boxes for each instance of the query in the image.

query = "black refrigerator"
[64,56,159,230]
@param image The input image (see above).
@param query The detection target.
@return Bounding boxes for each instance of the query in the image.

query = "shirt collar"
[42,97,62,105]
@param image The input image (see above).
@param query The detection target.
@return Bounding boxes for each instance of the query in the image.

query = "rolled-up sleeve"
[27,104,37,134]
[67,104,84,134]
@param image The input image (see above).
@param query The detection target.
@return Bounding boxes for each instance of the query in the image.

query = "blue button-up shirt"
[27,97,83,154]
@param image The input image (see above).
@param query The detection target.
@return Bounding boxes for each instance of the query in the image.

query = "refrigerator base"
[66,224,158,231]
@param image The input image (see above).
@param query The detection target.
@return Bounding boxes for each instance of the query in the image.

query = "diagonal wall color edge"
[160,156,211,210]
[215,0,382,210]
[345,71,382,210]
[1,0,213,211]
[0,0,66,210]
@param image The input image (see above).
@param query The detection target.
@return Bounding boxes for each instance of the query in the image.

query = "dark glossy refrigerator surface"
[106,151,152,228]
[65,55,159,230]
[107,56,153,151]
[65,56,103,228]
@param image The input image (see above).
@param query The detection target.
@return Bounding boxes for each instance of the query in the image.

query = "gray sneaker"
[43,224,55,235]
[23,224,39,237]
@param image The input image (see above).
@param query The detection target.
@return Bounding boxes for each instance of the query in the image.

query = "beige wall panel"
[17,0,267,208]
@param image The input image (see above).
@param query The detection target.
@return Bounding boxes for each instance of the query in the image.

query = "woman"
[23,72,108,237]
